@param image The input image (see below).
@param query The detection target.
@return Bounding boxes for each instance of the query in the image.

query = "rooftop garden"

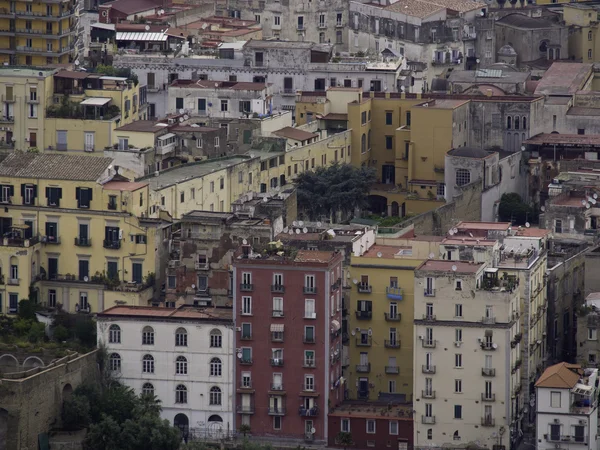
[46,96,121,121]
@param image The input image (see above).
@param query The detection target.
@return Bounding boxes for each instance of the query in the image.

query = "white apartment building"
[536,363,598,450]
[97,305,234,437]
[413,260,521,450]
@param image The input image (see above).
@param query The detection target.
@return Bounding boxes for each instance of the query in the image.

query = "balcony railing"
[195,262,209,270]
[355,310,372,320]
[481,393,496,402]
[240,358,252,365]
[482,316,496,324]
[544,435,585,443]
[482,368,496,377]
[385,366,399,374]
[422,314,436,321]
[422,339,437,348]
[238,381,252,390]
[74,237,91,247]
[43,235,60,244]
[303,336,315,344]
[272,309,284,317]
[424,289,436,297]
[386,286,403,299]
[270,383,284,391]
[107,201,117,210]
[240,283,253,292]
[357,283,372,293]
[7,278,19,285]
[301,383,316,392]
[267,406,286,415]
[384,312,401,321]
[385,340,401,348]
[356,337,372,347]
[422,390,436,399]
[356,363,371,373]
[271,284,285,293]
[480,342,497,351]
[103,239,121,249]
[422,365,436,374]
[270,358,284,367]
[2,235,39,247]
[303,286,317,294]
[298,406,319,417]
[421,416,435,424]
[481,417,495,427]
[236,404,255,414]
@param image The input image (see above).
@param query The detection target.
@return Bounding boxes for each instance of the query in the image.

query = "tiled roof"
[273,127,318,141]
[294,250,335,264]
[102,0,161,15]
[385,0,484,18]
[534,62,593,96]
[535,362,582,388]
[497,13,557,29]
[0,153,113,181]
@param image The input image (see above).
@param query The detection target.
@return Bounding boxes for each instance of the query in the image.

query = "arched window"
[455,169,471,187]
[210,357,222,376]
[175,327,187,347]
[209,386,222,405]
[208,414,223,422]
[367,130,372,150]
[176,356,188,375]
[453,430,460,441]
[175,384,187,404]
[507,116,512,129]
[109,353,121,372]
[548,48,554,60]
[539,41,548,54]
[142,354,154,373]
[555,48,560,59]
[210,329,222,348]
[522,117,527,129]
[142,382,154,395]
[515,116,520,130]
[361,134,366,154]
[427,429,433,440]
[109,324,121,344]
[589,30,593,41]
[142,326,154,345]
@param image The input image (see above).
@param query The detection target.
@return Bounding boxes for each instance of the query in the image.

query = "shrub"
[53,324,69,342]
[62,394,91,430]
[27,322,46,343]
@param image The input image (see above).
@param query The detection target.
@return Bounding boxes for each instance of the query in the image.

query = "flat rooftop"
[0,67,56,77]
[138,156,251,190]
[329,402,413,420]
[442,237,497,246]
[415,99,469,109]
[97,305,233,321]
[170,80,268,91]
[361,245,411,259]
[456,221,512,231]
[525,133,600,146]
[103,181,148,192]
[416,259,484,274]
[513,227,551,237]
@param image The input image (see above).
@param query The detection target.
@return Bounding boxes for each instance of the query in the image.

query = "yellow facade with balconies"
[0,0,77,66]
[0,153,160,315]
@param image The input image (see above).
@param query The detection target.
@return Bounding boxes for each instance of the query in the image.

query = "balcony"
[355,337,372,347]
[238,381,253,390]
[272,309,284,318]
[385,339,401,349]
[422,365,436,374]
[318,22,327,28]
[355,310,372,320]
[544,435,585,444]
[301,383,316,393]
[240,357,252,365]
[74,237,91,247]
[236,404,255,414]
[482,368,496,377]
[357,283,372,293]
[482,316,496,324]
[422,339,437,348]
[422,416,435,424]
[107,201,118,210]
[103,239,121,249]
[271,284,285,293]
[303,336,316,344]
[195,262,209,270]
[356,363,371,373]
[270,383,284,391]
[2,235,39,247]
[424,289,436,297]
[7,278,19,286]
[422,314,436,321]
[240,283,253,292]
[480,342,497,351]
[298,406,319,417]
[422,390,436,399]
[267,406,286,416]
[297,24,305,30]
[270,358,284,367]
[240,333,252,341]
[481,417,495,427]
[384,312,401,321]
[43,235,60,244]
[385,366,399,374]
[303,286,317,294]
[386,286,403,300]
[481,393,496,402]
[281,88,296,96]
[303,360,316,368]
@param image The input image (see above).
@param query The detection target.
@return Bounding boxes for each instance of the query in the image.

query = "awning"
[99,76,129,82]
[80,98,111,106]
[116,31,168,42]
[331,320,341,332]
[270,324,284,332]
[11,224,30,229]
[484,268,499,273]
[158,133,176,140]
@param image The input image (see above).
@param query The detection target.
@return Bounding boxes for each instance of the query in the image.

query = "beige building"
[413,260,521,450]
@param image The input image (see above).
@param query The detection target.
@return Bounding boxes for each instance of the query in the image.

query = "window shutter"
[21,184,25,198]
[9,185,14,196]
[45,187,49,198]
[57,188,62,199]
[88,188,93,201]
[76,187,81,205]
[32,185,37,199]
[45,222,50,236]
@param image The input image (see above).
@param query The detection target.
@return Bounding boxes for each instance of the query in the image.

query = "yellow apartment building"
[564,4,600,62]
[0,0,77,66]
[347,238,442,400]
[0,153,162,315]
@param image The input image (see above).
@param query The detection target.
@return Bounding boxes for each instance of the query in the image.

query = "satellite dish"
[428,253,435,259]
[492,343,498,349]
[263,197,268,202]
[145,25,150,31]
[159,9,164,14]
[84,276,89,282]
[540,205,545,212]
[352,279,358,284]
[178,117,184,122]
[311,428,316,434]
[582,199,587,206]
[368,328,372,335]
[469,233,474,238]
[298,221,304,227]
[283,227,289,233]
[317,222,322,227]
[377,252,382,258]
[295,229,301,234]
[593,199,597,205]
[586,204,591,209]
[453,227,458,234]
[401,86,405,92]
[292,221,298,227]
[525,222,530,228]
[303,227,308,233]
[448,229,454,236]
[288,229,293,235]
[594,193,598,199]
[179,109,185,114]
[451,265,457,272]
[351,330,356,336]
[242,239,247,245]
[184,114,189,120]
[236,353,242,359]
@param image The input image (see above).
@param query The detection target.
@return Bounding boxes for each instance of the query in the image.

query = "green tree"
[336,431,354,450]
[74,317,97,348]
[100,384,139,424]
[53,324,69,342]
[26,322,46,343]
[18,299,38,320]
[498,193,535,225]
[295,163,376,221]
[62,394,91,430]
[135,393,162,417]
[84,414,123,450]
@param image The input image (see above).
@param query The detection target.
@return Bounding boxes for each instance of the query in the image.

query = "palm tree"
[336,431,353,450]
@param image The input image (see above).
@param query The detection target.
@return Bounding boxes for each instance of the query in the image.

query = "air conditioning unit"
[235,327,241,331]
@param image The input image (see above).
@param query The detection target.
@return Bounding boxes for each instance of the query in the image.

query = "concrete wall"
[0,350,99,450]
[481,151,528,221]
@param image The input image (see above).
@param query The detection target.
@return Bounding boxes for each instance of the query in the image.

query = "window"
[209,386,222,405]
[455,329,462,343]
[304,299,315,318]
[456,169,470,186]
[589,49,593,59]
[366,420,376,434]
[220,177,224,190]
[455,354,462,368]
[550,424,560,441]
[385,136,393,149]
[241,323,252,339]
[210,357,222,376]
[578,128,585,135]
[304,326,315,343]
[304,350,315,367]
[427,429,433,440]
[142,326,154,345]
[389,421,398,435]
[588,328,597,340]
[455,304,463,317]
[215,137,220,147]
[555,219,563,234]
[220,100,228,112]
[46,187,62,207]
[550,391,561,407]
[273,416,282,430]
[341,418,350,432]
[48,289,56,308]
[109,324,121,344]
[175,385,187,403]
[454,405,462,419]
[274,16,280,25]
[132,263,143,284]
[142,354,154,373]
[210,329,222,347]
[589,30,593,41]
[142,383,154,395]
[176,356,188,375]
[175,97,184,110]
[109,353,121,371]
[242,296,252,315]
[406,111,411,126]
[455,379,462,393]
[175,328,187,346]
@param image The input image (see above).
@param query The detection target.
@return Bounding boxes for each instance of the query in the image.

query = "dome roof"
[498,44,517,56]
